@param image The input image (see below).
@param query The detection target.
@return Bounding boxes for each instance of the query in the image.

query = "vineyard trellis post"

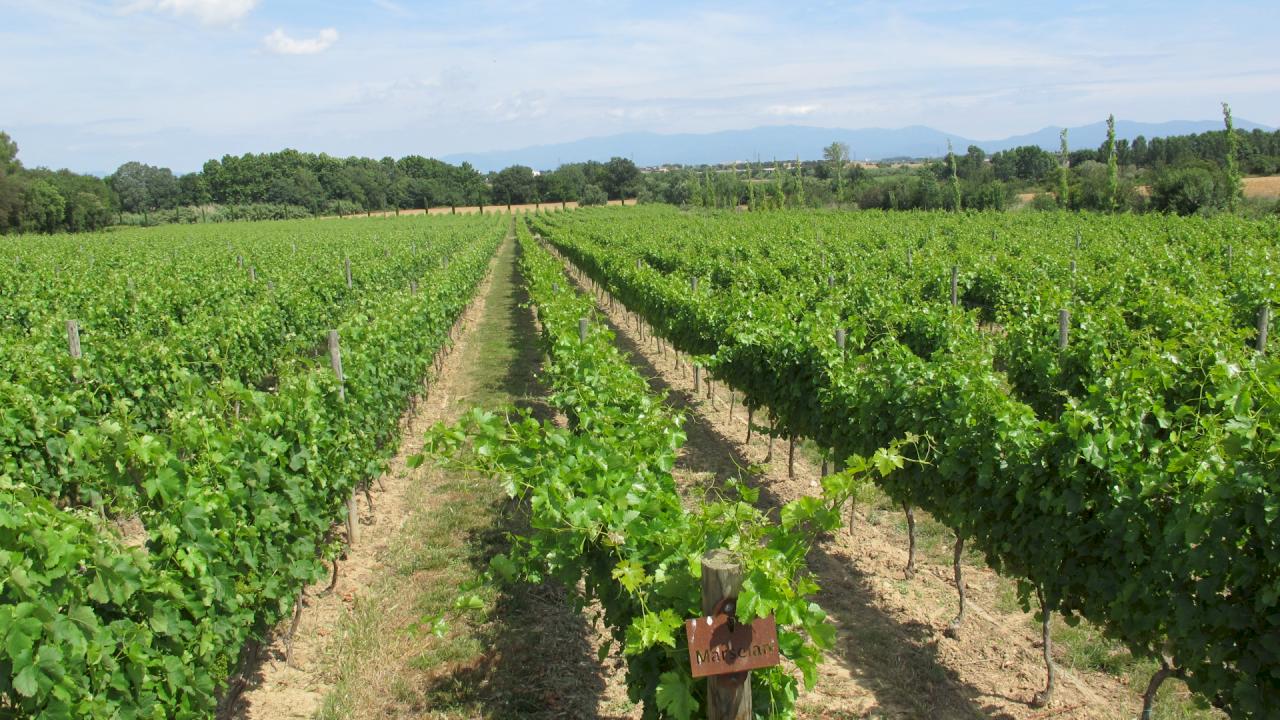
[1259,304,1271,353]
[950,265,958,307]
[1058,310,1070,350]
[67,320,82,359]
[328,330,357,546]
[701,549,751,720]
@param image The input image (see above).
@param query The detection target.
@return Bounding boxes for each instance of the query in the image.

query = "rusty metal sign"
[685,612,780,678]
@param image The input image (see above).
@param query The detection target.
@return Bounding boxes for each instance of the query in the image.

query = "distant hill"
[443,119,1275,172]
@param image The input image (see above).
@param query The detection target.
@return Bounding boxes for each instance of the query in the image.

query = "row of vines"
[421,222,907,717]
[531,205,1279,717]
[0,216,505,718]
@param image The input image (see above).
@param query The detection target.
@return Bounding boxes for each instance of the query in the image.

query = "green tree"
[603,157,641,200]
[0,132,26,232]
[1058,129,1070,208]
[492,165,537,205]
[823,142,849,201]
[580,183,608,206]
[1222,101,1242,211]
[947,140,961,211]
[1105,115,1118,212]
[20,179,66,233]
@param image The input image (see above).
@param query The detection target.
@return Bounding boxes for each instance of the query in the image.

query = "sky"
[1,0,1278,174]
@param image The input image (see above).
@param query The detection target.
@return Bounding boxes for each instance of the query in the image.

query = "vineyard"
[2,205,1278,719]
[0,216,506,717]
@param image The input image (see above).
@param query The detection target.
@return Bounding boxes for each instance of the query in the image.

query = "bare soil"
[221,235,636,719]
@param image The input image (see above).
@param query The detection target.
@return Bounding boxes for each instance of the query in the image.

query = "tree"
[177,173,211,208]
[602,157,641,200]
[1150,162,1232,215]
[20,180,66,233]
[580,183,608,206]
[823,142,849,200]
[0,132,24,232]
[0,132,20,176]
[1105,114,1118,212]
[1058,129,1070,208]
[947,140,961,211]
[109,161,179,214]
[1222,102,1242,212]
[492,165,537,205]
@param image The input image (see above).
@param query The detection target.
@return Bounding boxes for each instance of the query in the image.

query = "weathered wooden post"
[701,550,750,719]
[1259,304,1271,354]
[67,320,82,359]
[328,330,357,545]
[579,317,589,342]
[344,258,352,289]
[1058,310,1070,350]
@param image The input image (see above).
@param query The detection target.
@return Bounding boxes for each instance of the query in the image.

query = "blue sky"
[1,0,1277,173]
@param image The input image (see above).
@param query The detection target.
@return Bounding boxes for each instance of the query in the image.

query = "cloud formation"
[124,0,259,26]
[263,28,340,56]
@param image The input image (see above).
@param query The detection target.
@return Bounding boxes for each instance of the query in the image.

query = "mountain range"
[443,119,1275,172]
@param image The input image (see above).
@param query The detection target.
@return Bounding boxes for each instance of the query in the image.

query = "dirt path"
[221,236,635,720]
[555,258,1151,719]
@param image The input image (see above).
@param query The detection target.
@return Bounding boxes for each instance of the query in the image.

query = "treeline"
[674,117,1280,216]
[0,131,644,234]
[114,152,641,218]
[4,113,1278,233]
[0,133,116,234]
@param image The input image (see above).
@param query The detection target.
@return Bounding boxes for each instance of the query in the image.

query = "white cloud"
[123,0,259,26]
[263,28,340,56]
[765,104,819,117]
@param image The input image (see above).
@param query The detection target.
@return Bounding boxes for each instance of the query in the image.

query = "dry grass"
[1244,175,1280,199]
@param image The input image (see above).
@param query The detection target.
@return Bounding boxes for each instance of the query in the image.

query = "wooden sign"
[685,613,780,678]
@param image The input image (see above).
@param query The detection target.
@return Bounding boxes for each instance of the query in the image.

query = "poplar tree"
[1105,114,1119,212]
[947,140,961,211]
[1222,102,1242,212]
[1058,129,1070,208]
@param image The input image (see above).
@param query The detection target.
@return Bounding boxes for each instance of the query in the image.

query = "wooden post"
[344,258,352,289]
[67,321,82,359]
[1226,244,1233,271]
[950,265,958,307]
[827,274,835,288]
[579,317,589,342]
[691,276,699,293]
[1058,310,1070,350]
[329,330,356,545]
[835,328,846,351]
[1259,304,1271,354]
[248,266,256,283]
[701,549,751,720]
[328,330,347,401]
[1069,259,1076,275]
[410,279,418,295]
[907,247,913,269]
[694,365,702,395]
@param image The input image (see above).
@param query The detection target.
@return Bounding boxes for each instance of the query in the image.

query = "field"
[2,206,1277,719]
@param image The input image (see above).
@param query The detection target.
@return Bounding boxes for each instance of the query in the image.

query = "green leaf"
[655,670,698,720]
